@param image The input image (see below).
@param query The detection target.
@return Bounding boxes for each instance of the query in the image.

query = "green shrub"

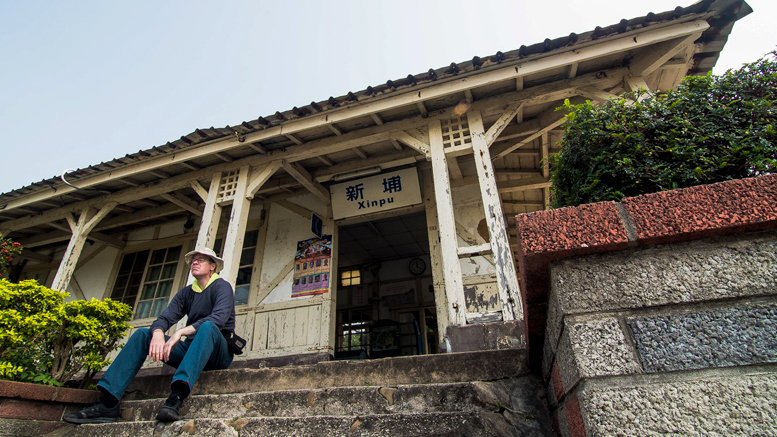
[0,279,132,388]
[550,51,777,208]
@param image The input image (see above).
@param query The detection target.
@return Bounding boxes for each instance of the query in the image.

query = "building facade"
[0,0,750,367]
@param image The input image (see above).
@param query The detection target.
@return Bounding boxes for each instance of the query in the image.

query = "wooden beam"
[370,113,384,126]
[5,18,709,211]
[95,203,183,231]
[312,149,419,183]
[286,133,304,145]
[484,102,524,147]
[447,156,464,180]
[468,111,522,321]
[256,258,295,305]
[390,131,430,158]
[179,161,201,171]
[352,147,368,159]
[576,86,619,103]
[490,96,586,160]
[629,33,702,77]
[214,152,234,163]
[282,161,331,205]
[422,169,452,349]
[19,249,52,264]
[89,231,126,249]
[1,68,627,227]
[389,138,403,151]
[457,243,491,258]
[428,119,466,326]
[159,192,203,217]
[221,164,251,285]
[624,75,652,101]
[464,89,474,102]
[119,178,141,187]
[51,202,117,292]
[249,143,268,154]
[190,181,209,201]
[275,199,313,220]
[568,62,579,79]
[328,124,343,136]
[149,169,171,179]
[515,76,523,91]
[497,176,551,193]
[416,102,428,117]
[246,160,283,200]
[191,173,223,281]
[317,156,334,166]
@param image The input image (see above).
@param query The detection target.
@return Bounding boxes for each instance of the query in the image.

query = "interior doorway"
[334,211,438,359]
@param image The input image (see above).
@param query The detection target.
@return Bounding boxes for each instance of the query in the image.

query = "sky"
[1,0,775,194]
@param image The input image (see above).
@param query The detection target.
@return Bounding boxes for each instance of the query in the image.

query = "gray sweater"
[149,277,236,337]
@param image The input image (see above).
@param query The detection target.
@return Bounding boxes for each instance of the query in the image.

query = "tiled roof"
[0,0,747,203]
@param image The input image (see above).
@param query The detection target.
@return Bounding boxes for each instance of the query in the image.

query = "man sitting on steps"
[63,247,236,424]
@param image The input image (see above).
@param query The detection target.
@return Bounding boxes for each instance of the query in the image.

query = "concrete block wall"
[514,174,777,436]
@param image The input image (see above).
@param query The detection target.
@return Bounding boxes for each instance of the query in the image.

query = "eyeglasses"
[190,257,212,264]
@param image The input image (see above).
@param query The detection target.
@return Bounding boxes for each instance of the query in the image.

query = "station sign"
[330,167,422,220]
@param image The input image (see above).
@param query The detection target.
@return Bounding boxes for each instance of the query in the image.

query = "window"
[213,229,259,306]
[336,309,372,352]
[340,268,361,287]
[110,250,149,309]
[135,246,182,319]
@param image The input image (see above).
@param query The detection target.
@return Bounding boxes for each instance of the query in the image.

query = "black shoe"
[63,401,120,424]
[156,393,183,422]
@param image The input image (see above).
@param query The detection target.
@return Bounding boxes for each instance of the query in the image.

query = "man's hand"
[162,325,197,362]
[163,332,182,362]
[149,329,166,362]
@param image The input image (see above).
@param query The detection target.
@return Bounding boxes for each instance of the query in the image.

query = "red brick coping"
[514,174,777,337]
[0,380,100,424]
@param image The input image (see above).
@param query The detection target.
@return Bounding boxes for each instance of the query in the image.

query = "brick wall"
[515,174,777,436]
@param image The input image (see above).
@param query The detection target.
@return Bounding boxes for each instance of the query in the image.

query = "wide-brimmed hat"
[185,247,224,273]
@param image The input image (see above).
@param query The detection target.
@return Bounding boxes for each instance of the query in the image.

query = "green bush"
[550,51,777,208]
[0,279,132,388]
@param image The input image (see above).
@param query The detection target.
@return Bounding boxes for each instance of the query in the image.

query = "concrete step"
[122,348,529,401]
[53,411,522,437]
[120,381,510,421]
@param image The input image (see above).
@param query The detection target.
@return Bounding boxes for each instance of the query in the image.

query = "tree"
[550,51,777,208]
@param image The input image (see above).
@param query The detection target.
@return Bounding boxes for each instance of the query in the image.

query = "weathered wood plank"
[428,119,466,326]
[468,111,523,321]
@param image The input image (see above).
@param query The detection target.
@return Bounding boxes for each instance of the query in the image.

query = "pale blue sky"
[1,0,774,194]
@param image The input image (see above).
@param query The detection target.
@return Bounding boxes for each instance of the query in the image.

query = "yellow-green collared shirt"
[192,273,220,293]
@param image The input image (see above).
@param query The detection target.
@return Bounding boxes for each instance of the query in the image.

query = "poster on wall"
[292,235,332,298]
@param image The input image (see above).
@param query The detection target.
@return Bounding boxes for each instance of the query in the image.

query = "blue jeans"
[97,321,233,400]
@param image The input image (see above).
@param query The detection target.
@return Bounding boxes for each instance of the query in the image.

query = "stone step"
[52,411,521,437]
[120,381,511,422]
[122,348,528,401]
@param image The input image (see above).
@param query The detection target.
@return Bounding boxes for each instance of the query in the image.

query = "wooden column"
[320,210,338,352]
[189,173,224,285]
[467,111,524,321]
[428,119,466,326]
[51,202,117,293]
[422,168,452,349]
[221,165,252,285]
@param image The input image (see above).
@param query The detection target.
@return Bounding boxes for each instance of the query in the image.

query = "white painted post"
[221,165,252,285]
[320,212,338,352]
[467,111,524,322]
[51,202,118,293]
[422,169,452,349]
[189,172,224,285]
[428,119,467,326]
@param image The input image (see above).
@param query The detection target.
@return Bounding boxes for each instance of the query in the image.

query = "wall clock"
[409,258,426,275]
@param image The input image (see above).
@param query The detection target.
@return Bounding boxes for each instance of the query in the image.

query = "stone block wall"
[514,174,777,436]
